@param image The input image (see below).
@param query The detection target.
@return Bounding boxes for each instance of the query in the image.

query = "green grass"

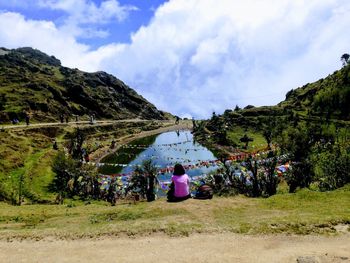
[215,185,350,234]
[227,126,267,152]
[0,130,56,202]
[0,185,349,240]
[21,149,56,201]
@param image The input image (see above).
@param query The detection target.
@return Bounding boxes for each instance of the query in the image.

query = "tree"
[244,105,255,110]
[341,53,350,66]
[240,134,253,149]
[133,160,158,202]
[67,128,85,161]
[51,151,77,203]
[278,124,314,192]
[262,124,273,150]
[234,105,241,112]
[245,156,261,197]
[314,144,350,191]
[255,151,280,197]
[52,148,99,203]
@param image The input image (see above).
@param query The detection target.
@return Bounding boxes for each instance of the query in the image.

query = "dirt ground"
[0,233,349,263]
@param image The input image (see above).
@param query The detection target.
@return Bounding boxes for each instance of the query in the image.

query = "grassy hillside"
[0,185,349,239]
[280,65,350,120]
[0,47,168,123]
[0,121,165,203]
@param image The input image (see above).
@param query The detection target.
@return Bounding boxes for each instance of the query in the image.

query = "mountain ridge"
[0,47,169,123]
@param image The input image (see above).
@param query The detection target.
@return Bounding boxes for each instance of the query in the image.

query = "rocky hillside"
[0,47,168,123]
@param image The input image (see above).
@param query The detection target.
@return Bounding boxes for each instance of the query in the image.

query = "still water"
[100,130,219,182]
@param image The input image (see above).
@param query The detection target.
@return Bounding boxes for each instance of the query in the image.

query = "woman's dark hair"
[173,163,185,176]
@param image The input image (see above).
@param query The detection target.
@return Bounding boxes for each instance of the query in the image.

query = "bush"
[51,151,99,202]
[284,161,313,193]
[314,145,350,191]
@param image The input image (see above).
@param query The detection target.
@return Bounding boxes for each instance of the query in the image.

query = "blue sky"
[0,0,167,46]
[0,0,349,118]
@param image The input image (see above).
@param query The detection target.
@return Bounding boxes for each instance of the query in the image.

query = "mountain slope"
[280,65,350,120]
[218,63,350,124]
[0,47,168,123]
[193,63,350,150]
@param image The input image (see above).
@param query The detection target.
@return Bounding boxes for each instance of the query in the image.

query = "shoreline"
[90,121,193,163]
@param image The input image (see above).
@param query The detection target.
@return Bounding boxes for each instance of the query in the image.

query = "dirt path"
[1,119,161,130]
[0,233,349,263]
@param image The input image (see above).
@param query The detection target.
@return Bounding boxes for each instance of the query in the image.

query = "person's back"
[172,174,190,197]
[167,164,191,202]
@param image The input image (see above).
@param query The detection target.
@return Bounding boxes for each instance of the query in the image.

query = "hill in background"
[194,62,350,150]
[0,47,169,123]
[221,62,349,122]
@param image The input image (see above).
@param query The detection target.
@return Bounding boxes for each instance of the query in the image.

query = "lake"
[99,130,220,185]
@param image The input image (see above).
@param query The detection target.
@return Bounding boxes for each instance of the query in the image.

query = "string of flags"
[93,152,290,178]
[91,159,223,177]
[119,140,191,149]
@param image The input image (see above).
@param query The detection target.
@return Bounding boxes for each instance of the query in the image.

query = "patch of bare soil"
[0,233,349,263]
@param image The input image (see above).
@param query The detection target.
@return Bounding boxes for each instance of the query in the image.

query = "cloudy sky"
[0,0,349,118]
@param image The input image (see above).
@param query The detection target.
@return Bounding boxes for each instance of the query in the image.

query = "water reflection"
[99,130,219,181]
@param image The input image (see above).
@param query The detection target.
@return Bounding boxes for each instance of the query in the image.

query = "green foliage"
[280,126,307,159]
[341,53,350,66]
[66,128,85,160]
[51,151,77,200]
[314,144,350,191]
[258,155,279,197]
[284,161,313,193]
[132,160,158,202]
[127,169,148,198]
[213,152,280,198]
[239,134,254,149]
[51,151,99,202]
[277,123,315,192]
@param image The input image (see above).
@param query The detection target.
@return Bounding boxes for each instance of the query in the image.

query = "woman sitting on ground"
[167,163,191,202]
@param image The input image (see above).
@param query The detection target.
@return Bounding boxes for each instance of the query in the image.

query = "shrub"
[314,145,350,191]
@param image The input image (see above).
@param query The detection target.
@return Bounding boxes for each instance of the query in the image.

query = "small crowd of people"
[11,114,30,125]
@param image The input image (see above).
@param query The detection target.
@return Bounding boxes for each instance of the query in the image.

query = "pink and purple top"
[172,174,190,197]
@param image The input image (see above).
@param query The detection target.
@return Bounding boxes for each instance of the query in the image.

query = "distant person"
[25,114,30,126]
[167,164,191,202]
[12,118,19,125]
[59,114,64,123]
[175,116,180,124]
[110,140,116,149]
[89,114,95,125]
[53,140,58,150]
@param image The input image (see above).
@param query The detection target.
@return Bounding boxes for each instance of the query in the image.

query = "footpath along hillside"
[0,233,349,263]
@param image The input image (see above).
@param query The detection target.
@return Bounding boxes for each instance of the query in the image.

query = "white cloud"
[0,0,350,118]
[97,0,350,117]
[0,12,96,70]
[38,0,137,38]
